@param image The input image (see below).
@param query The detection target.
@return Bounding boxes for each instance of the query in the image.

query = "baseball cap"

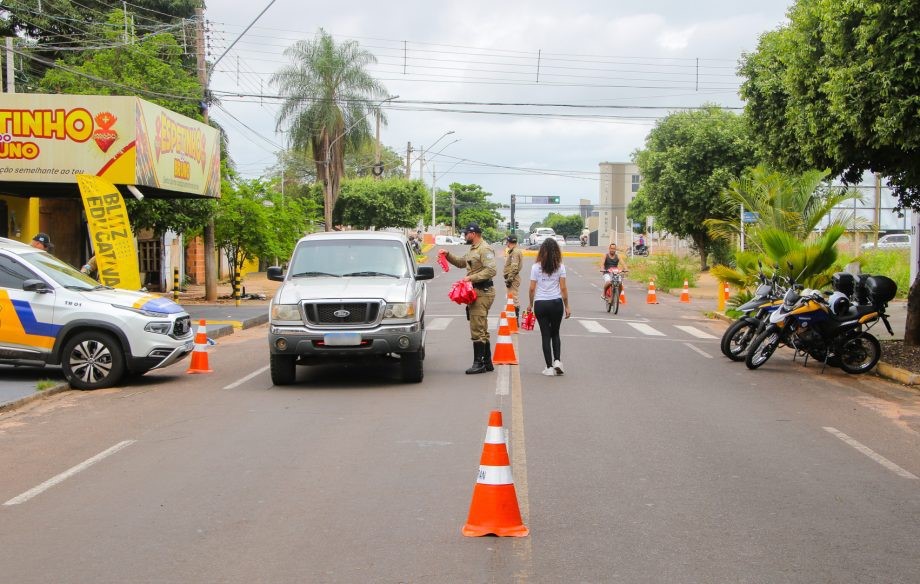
[461,222,482,234]
[506,235,518,243]
[32,233,51,247]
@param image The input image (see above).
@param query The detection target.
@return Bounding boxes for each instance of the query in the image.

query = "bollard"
[717,281,726,312]
[234,273,242,307]
[173,267,179,301]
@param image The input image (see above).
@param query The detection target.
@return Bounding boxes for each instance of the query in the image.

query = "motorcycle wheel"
[838,332,881,374]
[720,319,757,361]
[745,328,781,370]
[612,284,620,315]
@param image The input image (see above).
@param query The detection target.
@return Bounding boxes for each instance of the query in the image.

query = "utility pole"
[374,110,381,180]
[5,38,15,93]
[451,188,457,235]
[405,142,412,179]
[874,173,882,246]
[196,6,217,301]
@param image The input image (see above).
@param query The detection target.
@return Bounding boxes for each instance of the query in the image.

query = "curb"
[0,382,71,414]
[708,311,916,386]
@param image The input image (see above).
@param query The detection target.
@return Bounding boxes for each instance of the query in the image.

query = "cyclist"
[601,243,627,299]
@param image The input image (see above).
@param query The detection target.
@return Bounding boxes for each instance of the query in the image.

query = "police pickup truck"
[0,238,193,389]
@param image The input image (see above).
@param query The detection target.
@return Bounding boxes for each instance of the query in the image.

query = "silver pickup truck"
[267,231,433,385]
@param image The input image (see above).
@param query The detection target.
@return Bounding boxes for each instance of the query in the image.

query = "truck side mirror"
[266,266,285,282]
[415,266,434,281]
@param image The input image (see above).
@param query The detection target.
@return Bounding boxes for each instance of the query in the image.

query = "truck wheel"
[62,331,126,390]
[270,353,297,385]
[401,351,424,383]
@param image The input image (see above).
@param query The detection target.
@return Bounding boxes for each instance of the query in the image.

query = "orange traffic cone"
[680,279,690,303]
[646,279,659,304]
[723,282,731,302]
[619,287,627,305]
[186,319,213,374]
[492,315,518,365]
[462,410,529,537]
[504,294,518,335]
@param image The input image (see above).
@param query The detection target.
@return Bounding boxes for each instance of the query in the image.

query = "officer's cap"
[506,235,518,243]
[32,233,51,247]
[461,222,483,234]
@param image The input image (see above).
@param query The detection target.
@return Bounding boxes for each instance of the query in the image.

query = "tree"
[435,183,502,230]
[272,29,389,232]
[333,178,427,229]
[739,0,920,344]
[214,178,277,282]
[541,213,584,238]
[633,106,757,270]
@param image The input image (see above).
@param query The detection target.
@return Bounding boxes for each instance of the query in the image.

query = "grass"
[626,253,698,292]
[36,379,60,391]
[859,249,910,298]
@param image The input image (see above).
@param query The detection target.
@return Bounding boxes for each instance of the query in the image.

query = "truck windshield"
[289,240,410,279]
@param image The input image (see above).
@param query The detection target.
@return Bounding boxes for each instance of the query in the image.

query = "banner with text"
[77,175,141,290]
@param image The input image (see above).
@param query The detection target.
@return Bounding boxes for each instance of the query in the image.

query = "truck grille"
[173,316,191,337]
[304,302,381,326]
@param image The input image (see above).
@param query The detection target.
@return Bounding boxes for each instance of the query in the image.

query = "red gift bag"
[448,280,477,305]
[437,251,450,272]
[520,309,536,331]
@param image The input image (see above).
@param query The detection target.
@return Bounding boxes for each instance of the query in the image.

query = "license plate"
[323,332,362,346]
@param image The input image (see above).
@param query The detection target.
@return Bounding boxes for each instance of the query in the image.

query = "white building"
[598,162,641,247]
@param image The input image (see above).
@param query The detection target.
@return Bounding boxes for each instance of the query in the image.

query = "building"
[598,162,641,247]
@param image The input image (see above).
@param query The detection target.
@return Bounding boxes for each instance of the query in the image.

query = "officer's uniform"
[503,238,523,314]
[444,223,497,374]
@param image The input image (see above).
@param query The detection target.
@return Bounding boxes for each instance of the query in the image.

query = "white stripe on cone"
[477,465,514,485]
[484,426,505,444]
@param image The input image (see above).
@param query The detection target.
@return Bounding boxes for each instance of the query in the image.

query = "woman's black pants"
[533,298,563,367]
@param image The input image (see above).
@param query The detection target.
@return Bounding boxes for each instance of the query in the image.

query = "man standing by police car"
[503,235,523,318]
[439,222,497,374]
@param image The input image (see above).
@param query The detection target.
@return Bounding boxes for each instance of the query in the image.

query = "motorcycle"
[629,243,649,257]
[720,265,785,361]
[580,235,588,247]
[602,267,626,314]
[745,274,897,374]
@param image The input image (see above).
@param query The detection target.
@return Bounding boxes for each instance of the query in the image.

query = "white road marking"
[223,365,270,389]
[496,364,510,396]
[684,343,714,359]
[579,320,611,334]
[426,317,453,331]
[675,325,717,339]
[823,427,918,479]
[627,322,665,336]
[4,440,137,506]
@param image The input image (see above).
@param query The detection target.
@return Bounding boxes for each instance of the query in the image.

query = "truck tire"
[270,353,296,385]
[401,351,424,383]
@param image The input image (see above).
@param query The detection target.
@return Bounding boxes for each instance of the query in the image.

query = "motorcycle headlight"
[271,303,301,321]
[384,302,415,319]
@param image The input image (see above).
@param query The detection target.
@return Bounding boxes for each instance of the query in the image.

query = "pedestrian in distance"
[440,222,497,375]
[527,237,571,376]
[30,232,53,253]
[503,234,523,318]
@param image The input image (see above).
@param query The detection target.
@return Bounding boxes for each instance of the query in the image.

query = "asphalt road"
[1,254,919,583]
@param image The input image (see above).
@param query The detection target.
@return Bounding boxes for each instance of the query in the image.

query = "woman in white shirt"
[527,238,571,376]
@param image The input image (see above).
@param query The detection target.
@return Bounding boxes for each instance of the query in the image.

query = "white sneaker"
[541,367,556,376]
[553,360,565,375]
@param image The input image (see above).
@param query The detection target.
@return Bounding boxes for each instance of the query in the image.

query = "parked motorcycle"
[720,265,785,361]
[745,274,897,374]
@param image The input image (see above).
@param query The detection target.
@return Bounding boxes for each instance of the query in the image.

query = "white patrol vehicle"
[0,238,194,390]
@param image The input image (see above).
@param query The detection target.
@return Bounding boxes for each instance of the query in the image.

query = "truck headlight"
[384,303,415,319]
[271,304,301,321]
[144,322,172,335]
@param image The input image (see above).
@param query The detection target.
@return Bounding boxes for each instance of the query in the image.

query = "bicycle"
[602,267,626,314]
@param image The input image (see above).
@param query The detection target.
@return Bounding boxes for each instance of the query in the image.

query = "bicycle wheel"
[605,287,613,312]
[612,284,620,314]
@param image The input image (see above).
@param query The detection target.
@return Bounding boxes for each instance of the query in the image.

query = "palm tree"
[271,29,388,230]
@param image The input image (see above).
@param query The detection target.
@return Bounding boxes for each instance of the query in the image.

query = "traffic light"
[550,196,560,204]
[513,221,519,229]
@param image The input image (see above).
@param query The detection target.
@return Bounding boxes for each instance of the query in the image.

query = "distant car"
[435,235,463,245]
[529,228,556,246]
[553,235,566,246]
[862,234,912,250]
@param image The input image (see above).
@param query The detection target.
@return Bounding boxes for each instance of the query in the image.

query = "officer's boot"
[465,343,487,374]
[515,306,520,320]
[483,341,494,372]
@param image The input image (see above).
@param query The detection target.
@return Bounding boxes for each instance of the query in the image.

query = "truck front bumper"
[268,322,424,357]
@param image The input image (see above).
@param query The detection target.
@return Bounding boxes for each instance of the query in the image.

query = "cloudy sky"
[205,0,792,223]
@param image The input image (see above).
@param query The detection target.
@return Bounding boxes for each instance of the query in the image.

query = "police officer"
[440,222,497,374]
[503,234,523,318]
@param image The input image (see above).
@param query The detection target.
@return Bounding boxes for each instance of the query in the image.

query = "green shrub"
[859,249,910,298]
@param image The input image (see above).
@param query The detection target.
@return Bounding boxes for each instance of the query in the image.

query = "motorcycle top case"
[865,275,897,304]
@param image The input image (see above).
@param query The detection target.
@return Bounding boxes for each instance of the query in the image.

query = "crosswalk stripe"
[627,322,666,336]
[427,317,453,330]
[579,320,611,334]
[674,325,717,339]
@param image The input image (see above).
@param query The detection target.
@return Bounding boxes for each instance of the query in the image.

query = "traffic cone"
[619,287,627,305]
[680,279,690,303]
[492,315,518,365]
[646,279,659,304]
[186,319,213,374]
[462,410,529,537]
[723,282,731,302]
[504,294,518,334]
